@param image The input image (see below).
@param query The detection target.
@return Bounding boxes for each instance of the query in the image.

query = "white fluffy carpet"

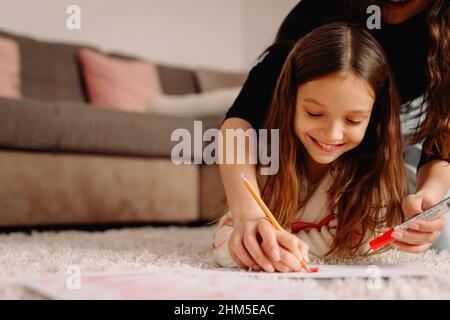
[1,225,449,299]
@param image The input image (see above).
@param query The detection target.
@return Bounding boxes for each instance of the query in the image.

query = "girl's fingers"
[391,240,432,254]
[402,194,425,217]
[229,235,259,270]
[412,216,445,233]
[391,229,438,245]
[228,246,249,269]
[279,245,302,271]
[298,240,310,264]
[271,247,301,272]
[276,232,304,267]
[328,219,338,228]
[272,258,293,273]
[242,228,276,272]
[257,221,281,261]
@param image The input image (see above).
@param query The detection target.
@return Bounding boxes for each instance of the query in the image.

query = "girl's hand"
[297,219,338,257]
[228,217,309,273]
[265,229,310,273]
[228,217,280,272]
[391,192,446,253]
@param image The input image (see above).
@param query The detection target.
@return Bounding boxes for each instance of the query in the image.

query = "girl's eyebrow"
[302,98,326,107]
[302,98,371,114]
[346,110,371,115]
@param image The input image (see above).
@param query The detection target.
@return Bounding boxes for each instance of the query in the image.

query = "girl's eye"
[346,119,362,125]
[307,112,323,117]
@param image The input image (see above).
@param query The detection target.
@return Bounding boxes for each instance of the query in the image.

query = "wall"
[242,0,298,67]
[0,0,298,71]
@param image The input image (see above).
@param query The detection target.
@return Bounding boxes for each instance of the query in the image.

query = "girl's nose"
[323,122,344,142]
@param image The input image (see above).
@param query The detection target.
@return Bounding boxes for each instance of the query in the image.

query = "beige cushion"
[195,69,247,92]
[148,87,240,118]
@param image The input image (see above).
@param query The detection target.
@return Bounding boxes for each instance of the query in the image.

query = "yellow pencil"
[240,172,311,273]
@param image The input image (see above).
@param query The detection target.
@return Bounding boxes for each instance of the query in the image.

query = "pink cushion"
[0,37,21,98]
[78,48,161,113]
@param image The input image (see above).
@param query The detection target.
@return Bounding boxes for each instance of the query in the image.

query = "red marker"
[370,196,450,251]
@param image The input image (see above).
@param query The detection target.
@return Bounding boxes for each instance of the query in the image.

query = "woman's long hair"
[259,22,408,258]
[345,0,449,163]
[266,0,449,162]
[417,0,450,159]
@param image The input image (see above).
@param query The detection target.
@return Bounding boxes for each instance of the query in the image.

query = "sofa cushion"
[0,97,60,149]
[57,102,196,158]
[0,36,21,98]
[93,53,200,96]
[195,69,247,92]
[0,30,88,102]
[78,48,161,112]
[200,164,227,222]
[0,151,199,226]
[0,97,203,159]
[0,29,239,102]
[157,65,200,95]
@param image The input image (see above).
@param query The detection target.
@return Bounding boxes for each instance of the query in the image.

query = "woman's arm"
[416,159,450,198]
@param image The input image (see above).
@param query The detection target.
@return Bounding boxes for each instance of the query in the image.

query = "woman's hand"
[390,191,446,253]
[228,217,310,273]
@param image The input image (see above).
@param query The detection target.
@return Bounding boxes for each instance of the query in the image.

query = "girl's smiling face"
[294,72,375,166]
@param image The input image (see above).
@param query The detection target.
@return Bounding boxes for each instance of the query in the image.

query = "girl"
[213,22,408,272]
[219,0,448,273]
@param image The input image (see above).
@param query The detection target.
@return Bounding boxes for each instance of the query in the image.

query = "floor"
[0,225,449,299]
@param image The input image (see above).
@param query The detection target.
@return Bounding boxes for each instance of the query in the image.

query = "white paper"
[219,262,432,279]
[20,263,432,300]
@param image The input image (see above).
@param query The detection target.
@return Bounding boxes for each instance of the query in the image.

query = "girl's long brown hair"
[267,0,450,162]
[259,22,408,258]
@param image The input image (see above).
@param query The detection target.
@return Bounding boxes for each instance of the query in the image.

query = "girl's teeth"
[318,141,335,150]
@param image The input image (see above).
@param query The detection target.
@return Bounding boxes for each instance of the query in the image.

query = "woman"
[219,0,449,272]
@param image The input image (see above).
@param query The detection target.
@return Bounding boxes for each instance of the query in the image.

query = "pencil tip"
[240,172,248,182]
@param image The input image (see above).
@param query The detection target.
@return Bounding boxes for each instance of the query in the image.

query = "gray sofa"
[0,29,245,227]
